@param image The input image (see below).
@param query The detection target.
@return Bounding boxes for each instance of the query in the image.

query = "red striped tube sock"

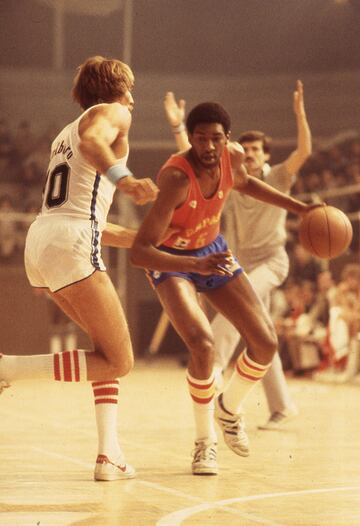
[0,350,87,382]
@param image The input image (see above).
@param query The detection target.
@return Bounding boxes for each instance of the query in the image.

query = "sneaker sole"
[94,473,136,481]
[192,467,218,476]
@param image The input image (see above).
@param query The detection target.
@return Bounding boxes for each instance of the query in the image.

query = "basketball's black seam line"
[307,215,319,258]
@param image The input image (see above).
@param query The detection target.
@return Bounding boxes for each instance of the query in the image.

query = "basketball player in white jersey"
[164,80,311,429]
[0,56,158,480]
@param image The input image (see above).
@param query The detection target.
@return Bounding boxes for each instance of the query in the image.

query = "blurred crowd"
[271,250,360,385]
[293,132,360,211]
[0,117,55,264]
[0,118,359,383]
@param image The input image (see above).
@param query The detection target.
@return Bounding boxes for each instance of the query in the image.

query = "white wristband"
[105,164,132,185]
[172,123,186,134]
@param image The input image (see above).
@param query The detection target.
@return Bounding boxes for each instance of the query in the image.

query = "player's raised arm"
[283,80,312,175]
[164,91,190,151]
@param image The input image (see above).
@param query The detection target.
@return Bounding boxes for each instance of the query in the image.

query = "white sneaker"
[258,408,298,431]
[214,394,249,457]
[192,440,218,475]
[94,454,136,481]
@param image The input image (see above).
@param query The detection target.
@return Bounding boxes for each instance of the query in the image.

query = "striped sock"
[187,371,217,443]
[222,350,271,415]
[92,380,124,460]
[53,351,87,381]
[0,351,87,382]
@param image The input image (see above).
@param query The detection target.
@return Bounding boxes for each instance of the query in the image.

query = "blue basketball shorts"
[146,234,243,292]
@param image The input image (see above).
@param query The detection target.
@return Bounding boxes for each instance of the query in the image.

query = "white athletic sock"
[92,380,123,461]
[222,350,271,415]
[0,351,87,382]
[186,371,217,443]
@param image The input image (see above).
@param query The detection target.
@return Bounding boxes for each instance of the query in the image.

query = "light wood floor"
[0,358,359,526]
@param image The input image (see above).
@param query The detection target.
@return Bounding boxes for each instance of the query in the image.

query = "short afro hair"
[186,102,231,135]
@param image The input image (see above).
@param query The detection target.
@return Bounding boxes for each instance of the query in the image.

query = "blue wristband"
[105,164,132,185]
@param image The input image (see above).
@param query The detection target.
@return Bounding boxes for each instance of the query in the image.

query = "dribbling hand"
[195,251,234,276]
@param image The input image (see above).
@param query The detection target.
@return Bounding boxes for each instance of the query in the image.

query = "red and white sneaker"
[94,454,136,481]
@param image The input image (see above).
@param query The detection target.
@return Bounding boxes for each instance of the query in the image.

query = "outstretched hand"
[164,92,186,127]
[118,176,159,205]
[293,80,305,117]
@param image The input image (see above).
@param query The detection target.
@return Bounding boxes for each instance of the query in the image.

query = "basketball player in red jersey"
[131,102,317,475]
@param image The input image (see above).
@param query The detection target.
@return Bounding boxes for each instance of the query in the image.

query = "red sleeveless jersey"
[160,147,234,250]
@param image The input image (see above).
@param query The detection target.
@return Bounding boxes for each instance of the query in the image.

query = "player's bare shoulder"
[105,102,132,130]
[158,165,190,207]
[79,102,131,136]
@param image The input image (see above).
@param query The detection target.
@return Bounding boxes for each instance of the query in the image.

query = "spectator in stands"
[315,264,360,382]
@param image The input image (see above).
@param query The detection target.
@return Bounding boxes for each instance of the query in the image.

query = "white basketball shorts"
[24,215,106,292]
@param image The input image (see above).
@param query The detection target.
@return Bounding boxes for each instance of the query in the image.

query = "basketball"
[299,205,353,259]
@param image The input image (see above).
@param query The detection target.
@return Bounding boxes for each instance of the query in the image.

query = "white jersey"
[40,105,128,230]
[222,162,295,270]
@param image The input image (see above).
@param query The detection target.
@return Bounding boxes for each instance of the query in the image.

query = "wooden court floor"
[0,358,359,526]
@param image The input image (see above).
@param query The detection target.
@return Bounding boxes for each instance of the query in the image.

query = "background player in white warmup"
[0,56,158,481]
[164,81,311,429]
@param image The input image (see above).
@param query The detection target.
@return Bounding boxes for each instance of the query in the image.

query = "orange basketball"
[299,205,353,259]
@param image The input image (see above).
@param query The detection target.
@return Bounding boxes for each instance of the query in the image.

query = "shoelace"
[193,443,217,462]
[218,415,245,436]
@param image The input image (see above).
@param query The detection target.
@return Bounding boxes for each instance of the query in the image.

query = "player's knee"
[109,354,134,378]
[249,324,278,362]
[263,325,278,358]
[186,333,214,361]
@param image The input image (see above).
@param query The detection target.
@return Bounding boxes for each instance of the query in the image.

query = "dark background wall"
[1,0,360,75]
